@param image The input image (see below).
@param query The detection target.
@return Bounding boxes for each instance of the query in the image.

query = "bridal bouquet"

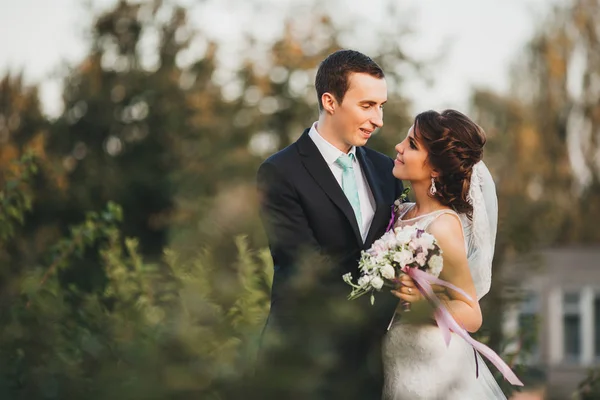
[343,226,444,305]
[342,226,525,387]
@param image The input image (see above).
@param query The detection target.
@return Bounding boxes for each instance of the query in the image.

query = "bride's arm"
[428,214,482,332]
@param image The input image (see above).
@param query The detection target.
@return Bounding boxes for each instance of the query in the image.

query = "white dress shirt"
[308,122,376,242]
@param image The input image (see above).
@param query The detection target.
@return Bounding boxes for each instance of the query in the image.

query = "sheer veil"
[460,160,507,399]
[459,160,498,300]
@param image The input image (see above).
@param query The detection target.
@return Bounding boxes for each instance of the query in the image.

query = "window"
[517,292,539,364]
[563,292,581,363]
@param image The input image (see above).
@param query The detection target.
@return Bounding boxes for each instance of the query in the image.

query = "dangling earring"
[429,177,437,196]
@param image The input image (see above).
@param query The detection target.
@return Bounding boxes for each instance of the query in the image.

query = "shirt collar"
[308,122,357,166]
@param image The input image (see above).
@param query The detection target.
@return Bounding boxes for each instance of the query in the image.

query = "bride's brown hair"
[413,109,486,219]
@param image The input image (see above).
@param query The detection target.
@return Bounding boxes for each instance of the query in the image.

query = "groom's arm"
[257,161,322,277]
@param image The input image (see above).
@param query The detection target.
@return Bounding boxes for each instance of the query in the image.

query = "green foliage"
[0,154,272,399]
[1,198,271,399]
[0,152,37,241]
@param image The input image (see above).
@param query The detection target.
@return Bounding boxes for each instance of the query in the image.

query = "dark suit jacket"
[255,129,404,399]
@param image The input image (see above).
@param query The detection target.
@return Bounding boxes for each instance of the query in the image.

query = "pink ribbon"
[385,205,396,232]
[402,266,524,387]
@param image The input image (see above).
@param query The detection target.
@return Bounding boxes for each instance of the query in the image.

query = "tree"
[468,0,600,395]
[47,0,199,259]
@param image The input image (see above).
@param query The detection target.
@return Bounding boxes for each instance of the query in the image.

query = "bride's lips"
[394,156,404,166]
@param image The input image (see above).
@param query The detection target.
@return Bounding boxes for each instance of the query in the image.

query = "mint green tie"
[335,153,362,227]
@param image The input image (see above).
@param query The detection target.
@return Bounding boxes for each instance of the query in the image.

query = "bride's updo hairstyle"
[414,109,486,219]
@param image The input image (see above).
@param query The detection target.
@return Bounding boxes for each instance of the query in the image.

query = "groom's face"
[330,72,387,151]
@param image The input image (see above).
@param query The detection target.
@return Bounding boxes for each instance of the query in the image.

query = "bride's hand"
[390,274,423,304]
[391,275,450,304]
[391,275,435,322]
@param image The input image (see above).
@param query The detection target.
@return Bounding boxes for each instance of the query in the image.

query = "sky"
[0,0,557,118]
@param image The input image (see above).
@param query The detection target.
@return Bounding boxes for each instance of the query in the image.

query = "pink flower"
[415,252,427,267]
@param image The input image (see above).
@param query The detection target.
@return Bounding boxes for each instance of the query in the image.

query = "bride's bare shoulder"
[427,212,464,249]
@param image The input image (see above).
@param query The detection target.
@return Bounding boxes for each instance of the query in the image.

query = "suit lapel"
[356,147,387,248]
[296,130,362,245]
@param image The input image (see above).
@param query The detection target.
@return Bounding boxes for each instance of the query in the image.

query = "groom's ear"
[321,92,337,114]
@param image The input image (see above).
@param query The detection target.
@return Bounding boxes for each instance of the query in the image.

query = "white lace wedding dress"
[381,203,507,400]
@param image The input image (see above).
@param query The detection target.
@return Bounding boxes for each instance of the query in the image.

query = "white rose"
[371,242,387,256]
[382,235,397,250]
[394,228,413,245]
[381,264,396,280]
[393,249,413,267]
[380,230,395,243]
[416,233,436,251]
[409,240,419,252]
[358,275,372,288]
[428,254,444,277]
[371,276,384,290]
[372,254,386,265]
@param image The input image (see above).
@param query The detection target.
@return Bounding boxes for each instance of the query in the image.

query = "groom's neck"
[316,115,352,154]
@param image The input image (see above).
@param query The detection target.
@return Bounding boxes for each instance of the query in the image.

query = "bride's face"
[392,125,434,182]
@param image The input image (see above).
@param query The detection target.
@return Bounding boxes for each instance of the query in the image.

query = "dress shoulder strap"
[422,209,463,231]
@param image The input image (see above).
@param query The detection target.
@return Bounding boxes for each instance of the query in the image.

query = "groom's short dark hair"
[315,49,384,112]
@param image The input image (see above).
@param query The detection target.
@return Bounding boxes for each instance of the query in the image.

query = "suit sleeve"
[257,161,321,275]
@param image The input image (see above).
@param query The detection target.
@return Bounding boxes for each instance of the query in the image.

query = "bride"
[382,109,511,399]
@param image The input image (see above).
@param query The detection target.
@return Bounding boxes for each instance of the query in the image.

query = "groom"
[255,50,404,399]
